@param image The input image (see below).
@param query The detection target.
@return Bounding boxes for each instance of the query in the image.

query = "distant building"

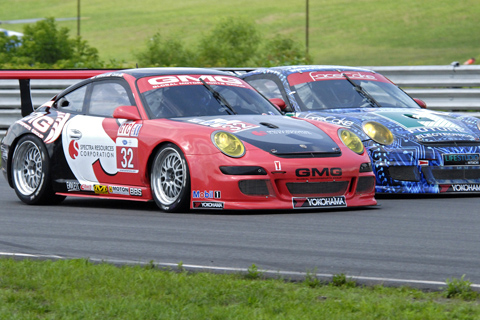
[0,28,23,38]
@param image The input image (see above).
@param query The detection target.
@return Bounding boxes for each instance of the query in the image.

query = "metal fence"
[1,65,480,136]
[365,65,480,112]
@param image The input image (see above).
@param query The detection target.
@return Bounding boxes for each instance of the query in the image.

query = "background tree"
[197,18,261,67]
[136,18,309,68]
[19,17,72,65]
[254,36,312,67]
[0,17,105,68]
[136,33,197,67]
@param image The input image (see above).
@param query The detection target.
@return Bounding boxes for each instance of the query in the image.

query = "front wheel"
[150,143,190,212]
[11,135,65,205]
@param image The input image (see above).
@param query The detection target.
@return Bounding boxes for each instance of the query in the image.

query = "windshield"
[138,75,281,119]
[290,75,421,111]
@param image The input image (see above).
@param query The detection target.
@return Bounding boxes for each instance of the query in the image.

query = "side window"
[55,85,87,113]
[88,82,132,117]
[245,78,283,100]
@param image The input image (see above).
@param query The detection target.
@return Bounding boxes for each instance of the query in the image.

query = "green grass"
[0,258,479,319]
[2,0,480,66]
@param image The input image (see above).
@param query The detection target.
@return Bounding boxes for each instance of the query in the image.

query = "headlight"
[338,129,364,154]
[212,131,245,157]
[362,121,394,145]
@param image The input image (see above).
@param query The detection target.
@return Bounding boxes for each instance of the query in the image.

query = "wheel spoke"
[13,140,44,196]
[151,147,187,208]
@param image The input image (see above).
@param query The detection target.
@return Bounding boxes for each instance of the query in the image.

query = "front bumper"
[186,150,377,210]
[370,145,480,194]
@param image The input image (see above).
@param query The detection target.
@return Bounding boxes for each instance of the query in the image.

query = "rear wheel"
[11,135,65,205]
[150,143,190,212]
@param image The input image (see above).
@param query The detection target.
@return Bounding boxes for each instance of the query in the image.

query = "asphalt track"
[1,177,480,290]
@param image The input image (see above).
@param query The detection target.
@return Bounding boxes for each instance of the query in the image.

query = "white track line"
[1,252,479,289]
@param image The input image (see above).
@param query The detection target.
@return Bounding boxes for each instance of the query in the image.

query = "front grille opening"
[431,168,480,181]
[286,181,348,196]
[238,180,269,196]
[356,176,375,194]
[388,166,420,182]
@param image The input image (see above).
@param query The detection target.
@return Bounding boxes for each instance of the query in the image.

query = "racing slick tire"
[150,143,190,212]
[11,135,65,205]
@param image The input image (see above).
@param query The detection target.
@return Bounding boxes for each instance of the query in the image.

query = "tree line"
[0,17,311,69]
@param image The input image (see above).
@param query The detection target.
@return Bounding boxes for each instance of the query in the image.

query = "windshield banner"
[137,75,251,93]
[287,71,389,86]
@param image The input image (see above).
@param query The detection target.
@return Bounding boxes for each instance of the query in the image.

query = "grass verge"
[1,258,479,319]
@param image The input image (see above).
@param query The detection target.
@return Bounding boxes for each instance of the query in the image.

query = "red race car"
[1,68,376,211]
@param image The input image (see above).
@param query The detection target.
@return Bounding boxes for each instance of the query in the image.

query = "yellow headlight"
[363,121,394,145]
[212,131,245,157]
[338,129,364,154]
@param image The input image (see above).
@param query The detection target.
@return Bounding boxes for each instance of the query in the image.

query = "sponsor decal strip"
[192,190,221,199]
[287,71,386,86]
[187,118,259,133]
[293,196,347,208]
[444,184,480,193]
[138,74,251,92]
[192,201,225,209]
[19,112,70,143]
[443,153,480,166]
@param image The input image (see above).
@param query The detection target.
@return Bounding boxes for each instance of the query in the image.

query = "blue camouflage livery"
[241,65,480,194]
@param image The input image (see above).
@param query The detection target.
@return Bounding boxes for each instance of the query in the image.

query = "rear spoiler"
[0,70,119,117]
[215,67,257,75]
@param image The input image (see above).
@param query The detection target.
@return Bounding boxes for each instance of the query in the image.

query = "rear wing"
[0,70,119,117]
[215,67,257,76]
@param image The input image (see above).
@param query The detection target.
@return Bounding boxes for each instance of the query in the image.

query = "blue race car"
[240,65,480,194]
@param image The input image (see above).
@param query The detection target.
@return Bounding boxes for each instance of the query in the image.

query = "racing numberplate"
[443,153,480,166]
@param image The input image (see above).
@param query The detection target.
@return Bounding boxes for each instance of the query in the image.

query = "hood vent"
[260,122,279,129]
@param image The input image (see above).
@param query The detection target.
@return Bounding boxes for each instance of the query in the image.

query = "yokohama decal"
[192,201,225,209]
[293,196,347,208]
[441,184,480,193]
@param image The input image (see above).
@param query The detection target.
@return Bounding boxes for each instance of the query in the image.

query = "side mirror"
[58,97,70,107]
[269,98,287,111]
[414,98,427,109]
[113,105,141,120]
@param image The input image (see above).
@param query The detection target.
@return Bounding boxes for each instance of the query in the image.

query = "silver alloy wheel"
[152,147,186,205]
[12,140,43,196]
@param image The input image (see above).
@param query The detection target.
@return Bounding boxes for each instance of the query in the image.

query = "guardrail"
[364,65,480,114]
[1,65,480,137]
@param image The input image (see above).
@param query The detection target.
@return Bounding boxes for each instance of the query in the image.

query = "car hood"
[296,108,480,143]
[174,115,342,156]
